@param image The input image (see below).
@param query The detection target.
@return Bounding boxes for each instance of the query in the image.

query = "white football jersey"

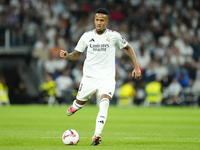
[75,29,128,79]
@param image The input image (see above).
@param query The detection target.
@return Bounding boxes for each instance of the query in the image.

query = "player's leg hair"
[94,95,110,136]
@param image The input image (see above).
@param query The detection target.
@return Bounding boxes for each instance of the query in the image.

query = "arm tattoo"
[67,51,81,61]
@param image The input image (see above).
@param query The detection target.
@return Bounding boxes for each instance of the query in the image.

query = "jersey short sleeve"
[75,33,87,52]
[116,33,128,49]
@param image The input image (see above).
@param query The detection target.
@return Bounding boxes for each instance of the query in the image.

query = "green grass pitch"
[0,105,200,150]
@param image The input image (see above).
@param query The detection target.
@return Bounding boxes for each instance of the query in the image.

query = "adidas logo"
[98,120,104,124]
[108,92,112,95]
[89,38,95,42]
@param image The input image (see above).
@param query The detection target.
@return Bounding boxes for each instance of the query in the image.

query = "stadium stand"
[0,0,200,106]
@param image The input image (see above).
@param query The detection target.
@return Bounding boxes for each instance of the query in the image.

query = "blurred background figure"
[175,68,190,88]
[192,68,200,106]
[55,70,74,103]
[144,80,163,106]
[39,74,58,106]
[117,75,136,107]
[0,76,10,106]
[14,82,29,104]
[163,77,182,105]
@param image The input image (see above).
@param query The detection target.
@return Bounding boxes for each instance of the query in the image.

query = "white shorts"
[76,76,116,101]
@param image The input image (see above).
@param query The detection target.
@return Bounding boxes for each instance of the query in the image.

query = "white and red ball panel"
[62,129,80,145]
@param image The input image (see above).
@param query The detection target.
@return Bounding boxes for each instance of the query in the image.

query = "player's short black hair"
[95,8,109,16]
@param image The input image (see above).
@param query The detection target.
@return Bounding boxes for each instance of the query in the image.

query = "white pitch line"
[40,137,88,139]
[36,137,145,139]
[125,137,146,139]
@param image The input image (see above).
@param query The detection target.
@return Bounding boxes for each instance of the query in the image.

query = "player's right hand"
[132,68,141,79]
[60,49,68,58]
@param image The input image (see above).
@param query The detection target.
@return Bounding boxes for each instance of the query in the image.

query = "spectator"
[117,78,136,107]
[164,77,182,105]
[192,68,200,106]
[170,45,185,67]
[32,35,49,69]
[14,82,29,104]
[153,58,169,83]
[23,19,38,45]
[39,74,58,106]
[144,61,155,84]
[144,80,163,106]
[44,39,67,79]
[71,61,83,90]
[179,38,193,62]
[110,4,125,22]
[185,59,197,85]
[191,36,200,61]
[175,68,190,87]
[136,43,151,71]
[55,70,73,101]
[0,76,10,106]
[158,29,171,48]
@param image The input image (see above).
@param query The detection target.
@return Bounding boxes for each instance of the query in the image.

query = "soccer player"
[60,8,141,146]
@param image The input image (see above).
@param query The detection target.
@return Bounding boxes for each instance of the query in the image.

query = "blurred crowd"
[0,0,200,106]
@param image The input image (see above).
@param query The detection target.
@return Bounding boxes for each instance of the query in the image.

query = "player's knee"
[100,94,111,100]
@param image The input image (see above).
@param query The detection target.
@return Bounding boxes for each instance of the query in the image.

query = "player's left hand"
[132,68,141,79]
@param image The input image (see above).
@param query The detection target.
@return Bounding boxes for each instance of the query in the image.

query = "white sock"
[94,98,110,136]
[72,100,84,110]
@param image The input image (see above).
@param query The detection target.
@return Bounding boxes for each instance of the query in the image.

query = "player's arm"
[60,50,82,61]
[123,44,141,79]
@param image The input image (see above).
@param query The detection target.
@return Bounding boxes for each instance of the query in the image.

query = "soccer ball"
[62,129,80,145]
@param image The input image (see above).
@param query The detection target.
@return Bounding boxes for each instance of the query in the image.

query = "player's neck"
[96,29,106,35]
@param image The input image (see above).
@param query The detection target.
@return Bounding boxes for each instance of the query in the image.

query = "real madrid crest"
[106,37,110,42]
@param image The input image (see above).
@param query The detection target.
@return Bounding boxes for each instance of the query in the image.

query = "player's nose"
[97,20,101,24]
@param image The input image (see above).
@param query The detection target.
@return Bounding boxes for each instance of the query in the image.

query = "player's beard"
[96,28,106,35]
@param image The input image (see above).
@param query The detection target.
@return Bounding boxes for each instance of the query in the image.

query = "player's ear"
[106,18,108,24]
[94,14,96,21]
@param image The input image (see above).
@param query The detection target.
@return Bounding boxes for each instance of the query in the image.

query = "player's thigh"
[97,78,116,99]
[76,76,97,101]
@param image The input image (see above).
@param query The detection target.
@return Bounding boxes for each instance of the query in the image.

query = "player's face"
[94,13,108,33]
